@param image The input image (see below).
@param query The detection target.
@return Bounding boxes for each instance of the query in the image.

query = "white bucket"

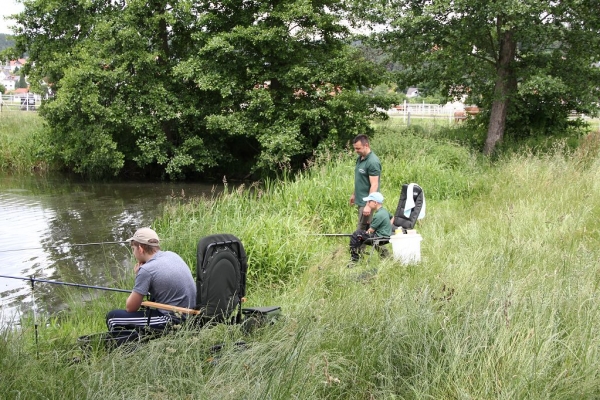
[389,233,422,264]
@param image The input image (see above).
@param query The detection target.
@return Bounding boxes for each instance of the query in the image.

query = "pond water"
[0,174,221,326]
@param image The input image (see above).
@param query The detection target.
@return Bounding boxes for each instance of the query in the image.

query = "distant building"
[12,88,30,95]
[406,87,419,98]
[9,58,27,72]
[1,75,17,91]
[1,58,28,93]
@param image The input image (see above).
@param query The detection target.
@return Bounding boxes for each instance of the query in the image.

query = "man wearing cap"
[348,192,393,266]
[105,227,196,331]
[350,134,382,231]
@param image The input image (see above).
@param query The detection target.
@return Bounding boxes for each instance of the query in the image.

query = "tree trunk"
[483,27,517,155]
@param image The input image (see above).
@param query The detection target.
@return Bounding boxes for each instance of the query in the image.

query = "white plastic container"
[389,233,423,264]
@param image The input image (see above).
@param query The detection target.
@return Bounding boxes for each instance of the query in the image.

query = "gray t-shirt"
[133,250,196,314]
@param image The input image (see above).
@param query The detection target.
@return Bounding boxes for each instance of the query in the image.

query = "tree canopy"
[10,0,390,179]
[354,0,600,153]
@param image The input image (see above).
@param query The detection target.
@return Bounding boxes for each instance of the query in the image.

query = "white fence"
[387,102,454,116]
[0,94,42,112]
[385,101,472,124]
[387,102,596,124]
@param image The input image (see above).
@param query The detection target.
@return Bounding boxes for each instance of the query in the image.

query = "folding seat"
[142,233,281,328]
[391,183,425,232]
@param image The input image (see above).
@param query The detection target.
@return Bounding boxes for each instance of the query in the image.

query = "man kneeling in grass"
[348,192,393,267]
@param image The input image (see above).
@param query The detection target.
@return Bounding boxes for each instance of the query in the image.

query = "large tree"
[10,0,389,179]
[354,0,600,154]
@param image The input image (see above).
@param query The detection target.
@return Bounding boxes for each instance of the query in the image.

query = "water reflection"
[0,174,220,324]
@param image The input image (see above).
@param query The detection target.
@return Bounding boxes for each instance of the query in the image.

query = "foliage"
[402,94,445,105]
[11,0,390,180]
[353,0,600,154]
[507,75,590,140]
[15,74,27,89]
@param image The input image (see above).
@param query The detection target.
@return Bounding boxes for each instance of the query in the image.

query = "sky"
[0,0,24,34]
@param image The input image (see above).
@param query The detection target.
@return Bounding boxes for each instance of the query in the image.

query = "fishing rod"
[309,233,393,242]
[0,274,132,294]
[309,233,353,237]
[0,241,129,253]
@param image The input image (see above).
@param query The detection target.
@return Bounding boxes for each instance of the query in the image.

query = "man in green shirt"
[348,192,392,265]
[350,134,382,231]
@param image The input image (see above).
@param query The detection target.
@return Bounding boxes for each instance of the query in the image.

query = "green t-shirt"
[371,206,393,238]
[354,151,382,207]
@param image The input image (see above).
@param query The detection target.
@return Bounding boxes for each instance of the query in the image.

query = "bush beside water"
[2,120,600,398]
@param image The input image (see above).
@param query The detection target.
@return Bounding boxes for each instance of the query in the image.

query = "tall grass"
[3,126,600,398]
[0,112,49,172]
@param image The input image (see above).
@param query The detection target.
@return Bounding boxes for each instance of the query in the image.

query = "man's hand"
[362,204,372,216]
[349,193,355,206]
[134,261,145,275]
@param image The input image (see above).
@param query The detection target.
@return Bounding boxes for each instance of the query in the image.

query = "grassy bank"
[0,112,49,172]
[3,124,600,398]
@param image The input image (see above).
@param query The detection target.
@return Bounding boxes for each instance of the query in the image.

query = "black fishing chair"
[142,233,281,328]
[80,234,280,349]
[392,183,425,232]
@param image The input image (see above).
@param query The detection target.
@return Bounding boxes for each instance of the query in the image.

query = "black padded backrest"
[196,234,248,321]
[393,184,424,229]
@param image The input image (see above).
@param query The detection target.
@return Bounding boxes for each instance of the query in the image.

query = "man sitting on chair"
[348,192,393,266]
[106,227,196,331]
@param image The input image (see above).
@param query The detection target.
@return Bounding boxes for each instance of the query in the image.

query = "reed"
[3,126,600,399]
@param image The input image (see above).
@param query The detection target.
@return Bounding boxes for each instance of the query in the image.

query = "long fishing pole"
[309,233,392,242]
[309,233,353,237]
[0,241,129,253]
[0,274,132,293]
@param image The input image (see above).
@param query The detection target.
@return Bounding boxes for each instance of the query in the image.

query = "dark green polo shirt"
[354,151,381,207]
[371,206,393,237]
